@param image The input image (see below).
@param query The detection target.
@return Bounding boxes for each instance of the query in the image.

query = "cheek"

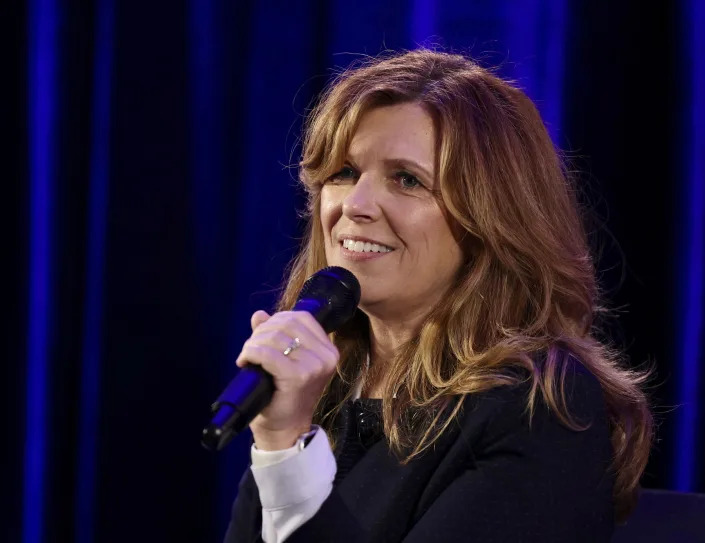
[407,207,463,269]
[394,202,442,247]
[319,187,346,254]
[319,189,338,238]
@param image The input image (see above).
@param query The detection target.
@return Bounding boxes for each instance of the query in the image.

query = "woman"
[224,49,653,542]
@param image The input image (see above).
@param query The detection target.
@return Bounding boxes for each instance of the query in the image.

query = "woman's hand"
[235,310,339,451]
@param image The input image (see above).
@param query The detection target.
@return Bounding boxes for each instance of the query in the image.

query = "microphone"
[201,266,361,452]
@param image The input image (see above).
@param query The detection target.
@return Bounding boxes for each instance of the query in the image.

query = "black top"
[225,359,615,542]
[334,398,385,484]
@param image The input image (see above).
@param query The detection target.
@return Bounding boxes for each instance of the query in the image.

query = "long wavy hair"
[276,49,652,522]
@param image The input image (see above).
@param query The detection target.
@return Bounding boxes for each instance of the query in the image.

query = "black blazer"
[225,360,615,542]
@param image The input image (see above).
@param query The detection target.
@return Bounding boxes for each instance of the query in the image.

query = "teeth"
[341,239,392,253]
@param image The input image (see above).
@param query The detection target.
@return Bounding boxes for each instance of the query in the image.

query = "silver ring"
[282,337,301,356]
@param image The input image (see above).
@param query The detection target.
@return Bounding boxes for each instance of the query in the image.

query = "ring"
[282,337,301,356]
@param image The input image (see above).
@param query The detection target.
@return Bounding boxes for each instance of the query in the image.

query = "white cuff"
[251,425,335,510]
[250,426,336,542]
[251,439,301,469]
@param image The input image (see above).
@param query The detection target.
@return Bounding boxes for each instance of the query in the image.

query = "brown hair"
[277,49,652,522]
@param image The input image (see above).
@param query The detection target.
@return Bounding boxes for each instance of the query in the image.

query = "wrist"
[252,424,313,451]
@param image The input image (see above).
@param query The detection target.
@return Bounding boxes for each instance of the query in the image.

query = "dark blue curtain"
[5,0,704,541]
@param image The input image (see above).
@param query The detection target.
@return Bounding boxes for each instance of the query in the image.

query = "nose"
[342,175,381,222]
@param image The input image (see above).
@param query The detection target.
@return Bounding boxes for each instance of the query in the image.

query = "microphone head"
[297,266,361,333]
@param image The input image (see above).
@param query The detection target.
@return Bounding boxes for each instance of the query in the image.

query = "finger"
[293,311,332,343]
[261,313,339,360]
[236,324,338,373]
[238,341,334,386]
[235,328,305,368]
[247,326,323,362]
[251,310,271,331]
[270,311,338,353]
[235,343,299,379]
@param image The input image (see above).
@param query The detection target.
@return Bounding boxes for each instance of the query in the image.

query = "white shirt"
[249,376,364,542]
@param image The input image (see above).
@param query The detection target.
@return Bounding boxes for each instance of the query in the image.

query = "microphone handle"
[201,366,274,451]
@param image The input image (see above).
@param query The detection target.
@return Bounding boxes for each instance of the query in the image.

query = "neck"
[361,306,429,397]
[368,317,415,365]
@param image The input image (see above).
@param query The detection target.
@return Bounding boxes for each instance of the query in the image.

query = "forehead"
[347,103,435,169]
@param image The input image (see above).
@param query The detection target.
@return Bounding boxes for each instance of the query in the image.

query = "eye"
[327,165,358,182]
[395,171,422,190]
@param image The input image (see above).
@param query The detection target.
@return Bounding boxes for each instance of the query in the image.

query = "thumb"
[250,310,271,331]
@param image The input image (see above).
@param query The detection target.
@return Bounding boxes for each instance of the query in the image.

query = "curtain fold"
[7,1,703,541]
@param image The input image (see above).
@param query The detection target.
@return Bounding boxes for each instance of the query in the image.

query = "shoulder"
[463,351,606,411]
[415,353,615,541]
[455,352,610,452]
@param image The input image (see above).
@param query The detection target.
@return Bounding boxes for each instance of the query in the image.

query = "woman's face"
[321,102,464,320]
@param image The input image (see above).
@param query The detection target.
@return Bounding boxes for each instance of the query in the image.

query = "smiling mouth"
[341,238,394,253]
